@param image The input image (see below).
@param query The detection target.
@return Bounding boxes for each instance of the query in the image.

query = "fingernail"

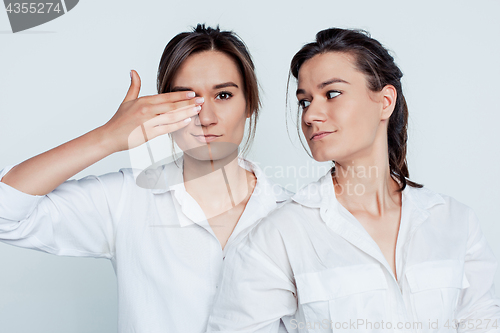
[195,105,202,112]
[187,92,196,98]
[130,70,133,79]
[184,117,192,123]
[195,97,204,104]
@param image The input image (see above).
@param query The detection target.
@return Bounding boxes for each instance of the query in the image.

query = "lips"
[310,131,336,141]
[191,134,222,143]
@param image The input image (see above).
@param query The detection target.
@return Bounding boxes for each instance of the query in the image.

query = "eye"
[298,99,311,110]
[215,91,233,100]
[327,90,341,99]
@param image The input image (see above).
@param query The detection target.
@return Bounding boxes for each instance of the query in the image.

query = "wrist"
[92,125,119,156]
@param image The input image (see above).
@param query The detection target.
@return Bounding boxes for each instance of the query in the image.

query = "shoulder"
[268,181,295,205]
[235,201,302,261]
[408,184,473,212]
[100,167,138,187]
[117,158,183,193]
[251,172,332,235]
[84,166,170,197]
[407,185,477,229]
[247,199,311,244]
[268,199,310,225]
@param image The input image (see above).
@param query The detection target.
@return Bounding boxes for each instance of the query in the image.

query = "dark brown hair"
[157,24,260,156]
[289,28,422,191]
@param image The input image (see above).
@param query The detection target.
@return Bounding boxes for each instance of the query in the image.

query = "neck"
[182,150,254,213]
[333,131,401,216]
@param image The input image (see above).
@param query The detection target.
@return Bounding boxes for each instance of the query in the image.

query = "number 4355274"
[445,319,499,330]
[5,3,62,14]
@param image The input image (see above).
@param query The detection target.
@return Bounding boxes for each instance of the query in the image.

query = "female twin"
[0,25,290,332]
[207,28,500,332]
[2,25,498,333]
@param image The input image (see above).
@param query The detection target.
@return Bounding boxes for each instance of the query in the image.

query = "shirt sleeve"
[456,207,500,332]
[207,219,298,333]
[0,164,126,259]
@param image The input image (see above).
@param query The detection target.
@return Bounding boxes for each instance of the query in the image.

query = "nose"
[302,99,328,126]
[194,99,218,127]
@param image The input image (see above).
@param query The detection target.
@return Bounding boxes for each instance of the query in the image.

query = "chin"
[311,154,332,163]
[310,147,329,162]
[311,148,339,163]
[182,142,239,162]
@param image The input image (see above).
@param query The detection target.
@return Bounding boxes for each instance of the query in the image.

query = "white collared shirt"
[207,170,500,333]
[0,157,292,333]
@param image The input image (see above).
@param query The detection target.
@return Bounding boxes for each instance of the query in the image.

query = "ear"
[246,105,252,119]
[380,85,397,121]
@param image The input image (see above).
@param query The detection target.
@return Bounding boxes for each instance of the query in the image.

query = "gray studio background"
[1,0,499,332]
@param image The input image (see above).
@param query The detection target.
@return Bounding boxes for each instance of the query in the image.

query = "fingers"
[123,71,201,108]
[147,90,197,105]
[146,104,201,127]
[149,97,204,115]
[150,117,193,137]
[138,115,194,143]
[139,104,200,141]
[123,70,141,103]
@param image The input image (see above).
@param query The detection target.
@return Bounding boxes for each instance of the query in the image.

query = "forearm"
[0,70,199,196]
[1,126,115,195]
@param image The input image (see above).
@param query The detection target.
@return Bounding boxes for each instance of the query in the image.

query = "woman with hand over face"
[0,24,291,333]
[206,28,500,333]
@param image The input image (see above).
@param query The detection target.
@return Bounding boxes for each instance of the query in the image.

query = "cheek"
[225,114,247,141]
[171,126,186,142]
[301,120,309,139]
[343,99,379,137]
[222,99,247,131]
[170,126,193,150]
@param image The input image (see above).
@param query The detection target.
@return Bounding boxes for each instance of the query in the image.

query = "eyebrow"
[296,78,350,96]
[214,82,239,89]
[171,82,239,92]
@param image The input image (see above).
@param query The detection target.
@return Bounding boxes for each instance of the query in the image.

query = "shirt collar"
[291,167,445,213]
[291,167,335,209]
[146,156,292,235]
[292,168,446,274]
[405,183,446,212]
[246,159,292,205]
[145,156,291,205]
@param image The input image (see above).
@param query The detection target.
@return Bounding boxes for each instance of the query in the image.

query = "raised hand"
[102,70,203,153]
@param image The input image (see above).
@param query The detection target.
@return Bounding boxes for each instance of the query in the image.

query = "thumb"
[123,70,141,103]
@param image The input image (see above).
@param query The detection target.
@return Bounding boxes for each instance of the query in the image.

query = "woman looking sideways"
[0,25,290,333]
[207,28,500,332]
